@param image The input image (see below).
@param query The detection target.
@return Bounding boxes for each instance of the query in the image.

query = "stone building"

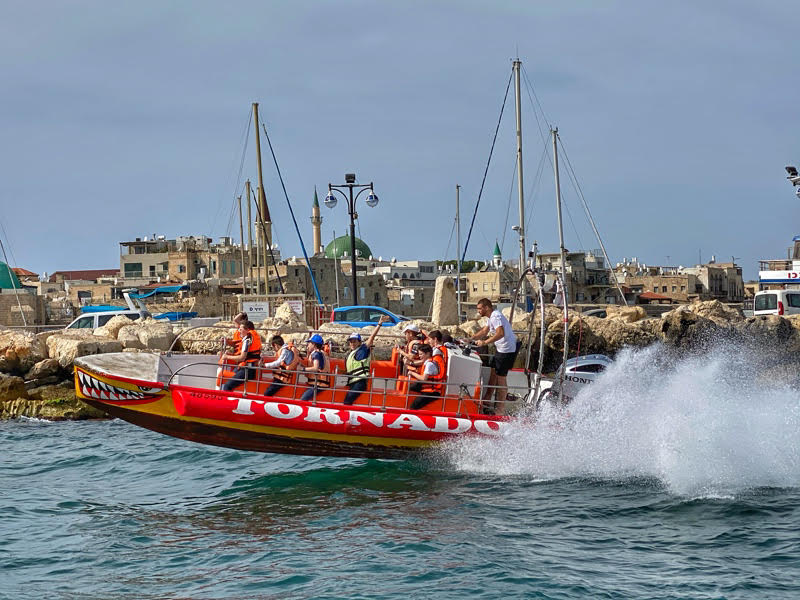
[536,250,621,305]
[614,258,744,302]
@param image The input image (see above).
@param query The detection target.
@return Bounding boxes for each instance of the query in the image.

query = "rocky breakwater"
[0,315,179,420]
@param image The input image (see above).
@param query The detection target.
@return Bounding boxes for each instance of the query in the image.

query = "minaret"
[492,241,502,270]
[311,186,322,255]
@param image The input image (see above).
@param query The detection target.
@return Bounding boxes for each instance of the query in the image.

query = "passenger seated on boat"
[220,320,262,392]
[215,312,248,386]
[397,323,425,375]
[407,343,445,410]
[299,334,331,401]
[426,330,449,374]
[262,335,299,397]
[343,315,389,405]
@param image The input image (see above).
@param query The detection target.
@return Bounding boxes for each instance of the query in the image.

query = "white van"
[753,290,800,316]
[65,310,144,330]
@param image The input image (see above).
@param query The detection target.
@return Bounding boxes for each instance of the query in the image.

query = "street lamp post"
[325,173,379,306]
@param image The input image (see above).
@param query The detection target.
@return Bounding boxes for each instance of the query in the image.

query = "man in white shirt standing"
[470,298,519,415]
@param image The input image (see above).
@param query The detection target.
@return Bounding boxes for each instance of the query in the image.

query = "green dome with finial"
[324,235,373,259]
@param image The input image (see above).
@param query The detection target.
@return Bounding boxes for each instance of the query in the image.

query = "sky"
[1,0,798,281]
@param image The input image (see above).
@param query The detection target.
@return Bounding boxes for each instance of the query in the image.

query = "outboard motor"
[536,354,613,409]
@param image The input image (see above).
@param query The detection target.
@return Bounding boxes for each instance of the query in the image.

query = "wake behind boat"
[74,343,521,460]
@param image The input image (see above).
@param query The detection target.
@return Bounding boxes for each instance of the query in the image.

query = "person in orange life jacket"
[407,343,445,410]
[215,312,248,386]
[220,320,262,392]
[343,315,389,405]
[426,329,449,373]
[397,323,425,374]
[471,297,519,415]
[262,335,298,397]
[300,334,330,401]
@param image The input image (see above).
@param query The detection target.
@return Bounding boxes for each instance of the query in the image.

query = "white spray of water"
[445,343,800,497]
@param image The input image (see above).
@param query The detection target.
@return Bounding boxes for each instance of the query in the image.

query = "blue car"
[330,305,409,328]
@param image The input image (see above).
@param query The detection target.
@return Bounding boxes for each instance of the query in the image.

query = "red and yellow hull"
[74,354,509,460]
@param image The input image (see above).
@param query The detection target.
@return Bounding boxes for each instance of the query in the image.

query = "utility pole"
[246,181,254,295]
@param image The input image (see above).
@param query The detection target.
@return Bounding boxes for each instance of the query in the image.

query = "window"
[672,285,676,292]
[491,283,496,291]
[149,265,156,275]
[483,283,488,291]
[360,287,365,299]
[222,261,227,275]
[295,268,299,277]
[374,292,380,303]
[343,287,349,299]
[68,316,95,329]
[472,284,478,292]
[755,294,777,311]
[662,286,667,293]
[367,309,386,322]
[788,294,800,308]
[680,285,686,292]
[178,265,186,273]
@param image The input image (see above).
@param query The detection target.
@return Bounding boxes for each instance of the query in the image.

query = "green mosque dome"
[0,262,22,290]
[324,235,373,259]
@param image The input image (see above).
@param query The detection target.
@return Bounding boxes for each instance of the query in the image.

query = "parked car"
[65,310,145,330]
[753,290,800,316]
[330,306,409,327]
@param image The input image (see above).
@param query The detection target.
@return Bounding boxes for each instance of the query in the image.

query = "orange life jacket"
[419,356,446,395]
[239,331,262,366]
[273,343,300,383]
[305,349,331,388]
[434,344,449,373]
[230,329,243,353]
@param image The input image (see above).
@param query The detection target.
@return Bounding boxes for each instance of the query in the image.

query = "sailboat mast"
[238,195,248,296]
[456,183,462,324]
[552,127,569,368]
[246,182,254,295]
[513,59,526,282]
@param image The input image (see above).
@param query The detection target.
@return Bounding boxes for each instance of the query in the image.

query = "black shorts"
[492,345,519,377]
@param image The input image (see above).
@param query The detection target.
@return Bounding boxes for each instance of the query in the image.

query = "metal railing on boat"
[163,359,532,417]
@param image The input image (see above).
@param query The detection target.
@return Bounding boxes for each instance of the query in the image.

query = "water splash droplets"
[445,342,800,497]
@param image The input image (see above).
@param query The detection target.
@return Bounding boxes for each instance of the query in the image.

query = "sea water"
[2,343,800,599]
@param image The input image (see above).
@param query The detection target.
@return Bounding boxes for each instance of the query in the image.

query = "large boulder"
[0,329,48,374]
[136,322,176,351]
[24,358,62,381]
[605,305,647,323]
[94,315,141,339]
[431,276,459,326]
[174,325,233,353]
[688,300,744,325]
[46,332,124,369]
[0,373,28,401]
[658,306,721,348]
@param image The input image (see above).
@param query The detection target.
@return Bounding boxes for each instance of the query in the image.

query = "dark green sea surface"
[2,415,799,600]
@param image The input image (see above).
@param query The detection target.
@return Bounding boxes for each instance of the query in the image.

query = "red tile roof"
[638,291,672,301]
[49,269,119,282]
[12,267,38,277]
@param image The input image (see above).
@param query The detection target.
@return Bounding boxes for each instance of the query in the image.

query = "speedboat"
[74,342,526,459]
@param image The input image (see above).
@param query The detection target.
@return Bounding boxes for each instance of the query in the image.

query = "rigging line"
[520,66,552,151]
[441,216,457,263]
[461,70,513,263]
[0,239,26,327]
[261,121,323,305]
[0,219,19,269]
[500,152,518,255]
[524,140,549,236]
[250,186,285,294]
[209,107,252,238]
[557,133,628,305]
[521,65,553,136]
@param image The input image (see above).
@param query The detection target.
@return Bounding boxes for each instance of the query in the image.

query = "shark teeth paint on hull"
[77,371,159,403]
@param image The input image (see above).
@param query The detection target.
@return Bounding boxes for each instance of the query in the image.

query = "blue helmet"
[306,334,324,345]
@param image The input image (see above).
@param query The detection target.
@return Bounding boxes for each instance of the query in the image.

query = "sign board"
[287,299,304,315]
[243,301,270,322]
[759,270,800,284]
